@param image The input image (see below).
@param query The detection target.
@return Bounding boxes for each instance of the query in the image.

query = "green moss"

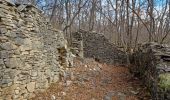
[158,73,170,90]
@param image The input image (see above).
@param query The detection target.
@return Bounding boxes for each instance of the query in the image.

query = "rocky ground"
[32,58,151,100]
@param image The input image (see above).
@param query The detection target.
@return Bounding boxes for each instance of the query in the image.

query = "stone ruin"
[71,30,84,58]
[0,0,73,99]
[71,30,127,65]
[131,42,170,100]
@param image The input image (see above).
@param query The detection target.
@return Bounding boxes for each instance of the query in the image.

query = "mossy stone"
[159,73,170,90]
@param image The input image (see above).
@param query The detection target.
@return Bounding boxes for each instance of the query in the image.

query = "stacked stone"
[0,0,73,99]
[131,42,170,100]
[71,31,84,58]
[72,30,127,65]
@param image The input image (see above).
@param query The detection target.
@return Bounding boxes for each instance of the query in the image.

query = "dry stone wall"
[71,31,84,58]
[131,42,170,100]
[72,30,127,65]
[0,0,73,99]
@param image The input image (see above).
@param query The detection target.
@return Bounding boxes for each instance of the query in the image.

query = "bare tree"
[14,0,169,49]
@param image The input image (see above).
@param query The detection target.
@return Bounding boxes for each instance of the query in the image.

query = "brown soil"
[32,58,150,100]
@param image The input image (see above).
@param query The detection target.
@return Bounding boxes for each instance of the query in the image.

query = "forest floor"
[32,58,151,100]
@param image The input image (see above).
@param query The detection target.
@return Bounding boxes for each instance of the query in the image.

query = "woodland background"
[13,0,170,51]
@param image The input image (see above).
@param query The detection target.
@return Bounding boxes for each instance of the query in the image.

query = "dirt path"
[32,58,150,100]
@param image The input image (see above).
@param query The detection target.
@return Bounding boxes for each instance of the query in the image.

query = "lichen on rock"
[159,73,170,90]
[0,0,73,99]
[131,42,170,99]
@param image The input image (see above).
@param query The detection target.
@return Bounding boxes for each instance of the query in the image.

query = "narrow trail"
[32,58,150,100]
